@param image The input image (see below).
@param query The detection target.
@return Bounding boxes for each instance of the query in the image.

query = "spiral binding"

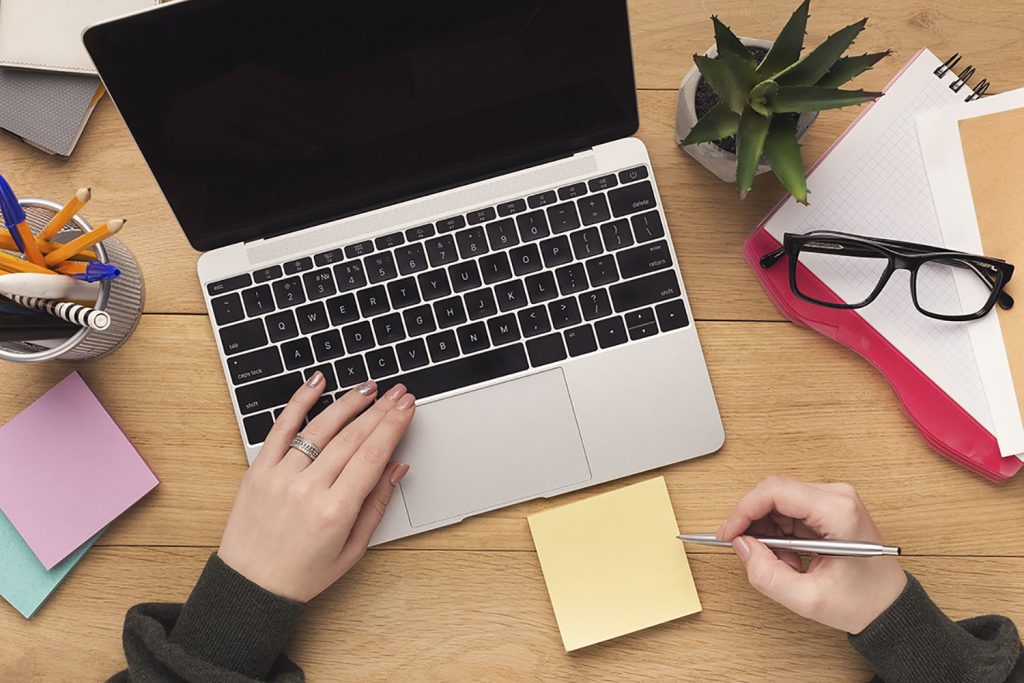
[933,53,991,101]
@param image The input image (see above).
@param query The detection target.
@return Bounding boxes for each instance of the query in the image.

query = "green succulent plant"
[682,0,889,203]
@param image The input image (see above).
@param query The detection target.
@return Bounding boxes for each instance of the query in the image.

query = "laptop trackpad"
[394,369,592,528]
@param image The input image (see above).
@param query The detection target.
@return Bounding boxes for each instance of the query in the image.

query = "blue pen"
[72,261,121,282]
[0,174,27,251]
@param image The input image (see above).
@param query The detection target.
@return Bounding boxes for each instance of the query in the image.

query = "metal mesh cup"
[0,198,145,362]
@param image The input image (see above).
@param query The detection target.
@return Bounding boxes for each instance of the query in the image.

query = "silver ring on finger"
[289,434,322,462]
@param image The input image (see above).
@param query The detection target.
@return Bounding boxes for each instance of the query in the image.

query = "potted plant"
[675,0,889,203]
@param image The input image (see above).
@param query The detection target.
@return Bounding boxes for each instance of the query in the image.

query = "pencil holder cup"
[0,198,145,363]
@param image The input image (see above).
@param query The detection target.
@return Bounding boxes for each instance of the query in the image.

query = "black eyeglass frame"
[759,231,1015,322]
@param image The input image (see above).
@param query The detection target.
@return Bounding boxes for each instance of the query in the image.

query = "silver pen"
[678,533,901,557]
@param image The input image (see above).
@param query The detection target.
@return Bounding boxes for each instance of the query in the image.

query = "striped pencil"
[4,294,111,331]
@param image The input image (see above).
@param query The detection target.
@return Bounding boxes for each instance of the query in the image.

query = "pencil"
[0,232,96,260]
[12,221,46,267]
[38,188,91,241]
[4,294,110,331]
[0,250,54,274]
[44,219,124,266]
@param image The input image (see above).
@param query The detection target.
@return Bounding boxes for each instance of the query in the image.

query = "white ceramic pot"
[674,37,818,183]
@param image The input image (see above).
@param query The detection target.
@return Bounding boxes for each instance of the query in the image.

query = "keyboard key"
[303,269,336,300]
[555,263,588,295]
[266,311,299,342]
[601,219,634,250]
[325,293,359,326]
[457,322,490,354]
[485,218,519,250]
[610,270,682,312]
[577,194,611,225]
[517,210,550,241]
[585,255,619,287]
[426,330,459,363]
[557,182,587,200]
[377,344,529,400]
[454,226,488,259]
[548,298,582,329]
[335,356,368,387]
[417,269,452,300]
[366,252,398,283]
[631,211,665,243]
[564,324,598,357]
[595,316,627,348]
[395,243,428,275]
[609,180,657,217]
[236,372,302,415]
[434,296,467,328]
[527,190,557,208]
[296,302,329,334]
[307,392,335,418]
[518,306,552,337]
[282,337,315,370]
[228,347,283,385]
[242,285,275,317]
[342,321,374,353]
[243,412,274,445]
[618,165,649,183]
[208,273,251,296]
[387,277,421,309]
[403,305,436,336]
[624,308,655,328]
[497,199,527,216]
[525,271,558,303]
[480,251,513,284]
[449,261,482,293]
[252,266,282,284]
[374,231,404,250]
[272,277,305,308]
[510,244,542,276]
[366,347,399,378]
[526,333,567,367]
[304,365,338,392]
[314,248,345,267]
[211,293,244,325]
[311,329,346,361]
[344,240,373,259]
[334,261,367,291]
[467,207,496,225]
[545,203,580,234]
[396,338,429,371]
[617,240,673,279]
[579,289,613,321]
[570,227,603,260]
[406,224,435,241]
[283,257,313,275]
[220,319,268,356]
[488,313,521,345]
[464,287,498,320]
[357,285,390,317]
[425,235,458,267]
[495,279,528,311]
[372,313,406,345]
[656,299,690,331]
[628,320,659,341]
[436,215,466,233]
[588,174,618,192]
[540,235,572,268]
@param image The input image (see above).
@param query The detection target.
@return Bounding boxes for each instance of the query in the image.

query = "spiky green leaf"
[693,53,748,114]
[775,18,868,86]
[736,108,770,199]
[769,85,880,112]
[815,50,891,88]
[748,80,779,116]
[712,15,755,66]
[682,102,741,145]
[757,0,810,77]
[764,117,808,204]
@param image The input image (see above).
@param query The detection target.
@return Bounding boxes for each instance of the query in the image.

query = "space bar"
[376,344,529,400]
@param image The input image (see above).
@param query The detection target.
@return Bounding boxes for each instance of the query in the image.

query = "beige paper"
[959,110,1024,425]
[527,477,701,652]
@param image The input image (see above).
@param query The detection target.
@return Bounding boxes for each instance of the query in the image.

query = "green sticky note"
[0,509,100,618]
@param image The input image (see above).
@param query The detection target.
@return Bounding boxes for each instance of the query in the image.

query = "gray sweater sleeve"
[850,573,1024,683]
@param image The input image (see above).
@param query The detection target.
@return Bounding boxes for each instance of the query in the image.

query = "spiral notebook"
[743,48,1023,481]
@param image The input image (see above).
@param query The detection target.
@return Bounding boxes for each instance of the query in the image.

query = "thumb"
[733,536,812,614]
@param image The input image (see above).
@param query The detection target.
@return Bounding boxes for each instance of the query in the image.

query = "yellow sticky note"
[527,476,701,651]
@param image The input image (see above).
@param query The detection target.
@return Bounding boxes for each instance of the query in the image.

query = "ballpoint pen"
[0,174,47,267]
[678,533,901,557]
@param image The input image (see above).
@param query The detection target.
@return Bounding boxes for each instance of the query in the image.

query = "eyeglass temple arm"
[759,247,785,268]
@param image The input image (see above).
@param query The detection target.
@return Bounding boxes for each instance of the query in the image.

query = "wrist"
[847,563,907,634]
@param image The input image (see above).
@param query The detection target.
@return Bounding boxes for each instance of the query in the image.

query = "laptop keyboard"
[206,165,691,446]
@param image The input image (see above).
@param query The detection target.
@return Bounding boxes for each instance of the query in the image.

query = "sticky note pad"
[0,509,100,618]
[0,372,158,569]
[528,477,700,651]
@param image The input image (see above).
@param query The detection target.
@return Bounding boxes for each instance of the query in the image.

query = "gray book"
[0,67,104,156]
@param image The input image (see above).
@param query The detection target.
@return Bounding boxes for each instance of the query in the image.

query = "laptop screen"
[85,0,638,252]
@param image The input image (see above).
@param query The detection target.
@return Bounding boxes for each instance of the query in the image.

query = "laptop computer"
[83,0,724,544]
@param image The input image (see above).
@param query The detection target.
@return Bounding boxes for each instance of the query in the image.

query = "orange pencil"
[44,219,124,266]
[0,250,54,274]
[12,221,45,267]
[39,187,91,241]
[54,261,88,275]
[0,232,96,260]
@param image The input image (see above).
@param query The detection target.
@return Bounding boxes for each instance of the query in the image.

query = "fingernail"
[356,381,376,396]
[390,463,410,486]
[396,393,415,411]
[732,537,751,562]
[385,383,406,401]
[305,371,324,388]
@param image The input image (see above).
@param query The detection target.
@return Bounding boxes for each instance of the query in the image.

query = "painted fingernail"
[390,463,410,486]
[396,393,415,411]
[305,371,324,388]
[732,537,751,562]
[356,381,376,396]
[385,383,407,401]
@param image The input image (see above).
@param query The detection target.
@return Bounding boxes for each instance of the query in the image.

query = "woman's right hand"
[717,477,907,634]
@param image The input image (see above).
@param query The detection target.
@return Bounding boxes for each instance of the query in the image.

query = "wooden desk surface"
[3,1,1024,680]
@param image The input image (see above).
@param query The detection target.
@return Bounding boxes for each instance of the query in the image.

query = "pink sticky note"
[0,372,158,569]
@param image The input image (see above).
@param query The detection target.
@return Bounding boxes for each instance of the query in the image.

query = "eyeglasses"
[759,231,1015,321]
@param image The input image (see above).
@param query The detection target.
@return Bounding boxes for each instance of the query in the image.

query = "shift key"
[610,270,682,312]
[617,240,673,279]
[235,372,302,414]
